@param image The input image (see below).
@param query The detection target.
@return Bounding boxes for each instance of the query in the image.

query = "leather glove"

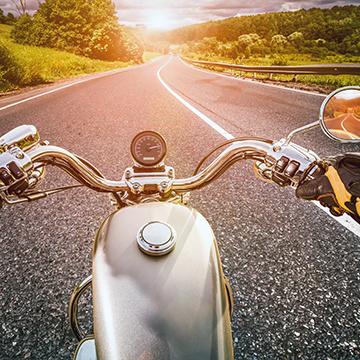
[296,153,360,223]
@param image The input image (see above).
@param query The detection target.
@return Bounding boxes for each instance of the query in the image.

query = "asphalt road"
[326,113,360,140]
[0,55,359,359]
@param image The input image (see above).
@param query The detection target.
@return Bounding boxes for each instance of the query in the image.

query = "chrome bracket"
[122,165,175,195]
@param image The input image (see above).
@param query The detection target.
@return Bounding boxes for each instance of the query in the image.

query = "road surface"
[0,55,359,359]
[325,112,360,140]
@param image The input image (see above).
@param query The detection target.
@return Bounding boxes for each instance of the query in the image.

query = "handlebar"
[0,133,319,205]
[28,145,127,192]
[27,141,272,193]
[172,140,272,191]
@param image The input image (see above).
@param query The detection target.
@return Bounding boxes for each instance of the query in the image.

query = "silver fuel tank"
[92,202,233,359]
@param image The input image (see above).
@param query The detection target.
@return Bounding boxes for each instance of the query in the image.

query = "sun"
[146,10,174,30]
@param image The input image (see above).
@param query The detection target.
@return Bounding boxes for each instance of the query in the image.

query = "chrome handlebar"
[172,140,273,191]
[28,139,318,192]
[28,145,127,192]
[0,132,319,205]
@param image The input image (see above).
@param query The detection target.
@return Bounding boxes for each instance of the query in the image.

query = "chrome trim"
[0,125,40,152]
[137,221,176,256]
[69,275,92,341]
[172,140,272,192]
[130,130,167,167]
[73,336,97,360]
[27,145,128,192]
[319,86,360,143]
[280,121,319,148]
[3,137,317,203]
[26,141,272,194]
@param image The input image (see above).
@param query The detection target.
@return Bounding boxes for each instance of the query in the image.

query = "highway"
[0,55,359,359]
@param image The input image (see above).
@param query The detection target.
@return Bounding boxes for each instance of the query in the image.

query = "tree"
[237,33,262,57]
[11,0,143,62]
[288,32,304,49]
[270,34,288,53]
[11,14,33,44]
[0,9,6,23]
[10,0,27,16]
[6,12,16,23]
[165,5,360,56]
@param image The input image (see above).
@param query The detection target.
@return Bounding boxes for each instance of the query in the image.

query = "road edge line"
[157,56,360,238]
[0,57,163,112]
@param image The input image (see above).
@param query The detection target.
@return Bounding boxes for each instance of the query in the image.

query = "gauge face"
[130,131,167,167]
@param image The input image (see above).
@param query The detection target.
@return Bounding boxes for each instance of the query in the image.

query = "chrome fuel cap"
[137,221,176,256]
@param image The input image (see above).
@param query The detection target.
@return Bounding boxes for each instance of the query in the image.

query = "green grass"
[0,25,161,93]
[184,52,360,89]
[143,51,163,62]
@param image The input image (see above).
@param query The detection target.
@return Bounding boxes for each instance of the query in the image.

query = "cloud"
[1,0,359,28]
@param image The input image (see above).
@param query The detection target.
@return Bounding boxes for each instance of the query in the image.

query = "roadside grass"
[143,51,163,62]
[184,52,360,89]
[0,25,161,93]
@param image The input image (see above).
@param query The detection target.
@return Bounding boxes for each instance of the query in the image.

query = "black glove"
[296,153,360,223]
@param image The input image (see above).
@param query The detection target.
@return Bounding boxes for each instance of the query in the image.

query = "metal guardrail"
[182,57,360,77]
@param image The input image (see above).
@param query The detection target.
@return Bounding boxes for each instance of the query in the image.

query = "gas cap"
[137,221,176,256]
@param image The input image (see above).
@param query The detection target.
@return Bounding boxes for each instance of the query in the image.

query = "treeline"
[166,5,359,58]
[10,0,143,63]
[0,9,15,24]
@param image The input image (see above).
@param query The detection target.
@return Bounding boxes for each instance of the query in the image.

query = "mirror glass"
[321,88,360,141]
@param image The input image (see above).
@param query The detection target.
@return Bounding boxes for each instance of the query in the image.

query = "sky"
[1,0,359,29]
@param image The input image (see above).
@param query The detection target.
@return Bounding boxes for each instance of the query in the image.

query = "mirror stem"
[273,121,319,152]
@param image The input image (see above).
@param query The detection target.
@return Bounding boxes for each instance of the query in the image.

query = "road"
[0,55,359,359]
[325,112,360,140]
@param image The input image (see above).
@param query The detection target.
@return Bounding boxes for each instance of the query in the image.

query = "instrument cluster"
[130,131,167,167]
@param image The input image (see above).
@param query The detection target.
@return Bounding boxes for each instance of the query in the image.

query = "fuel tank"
[92,202,233,359]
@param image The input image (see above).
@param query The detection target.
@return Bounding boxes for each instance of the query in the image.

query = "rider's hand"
[296,153,360,223]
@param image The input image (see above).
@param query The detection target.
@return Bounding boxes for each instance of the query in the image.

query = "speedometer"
[130,131,167,167]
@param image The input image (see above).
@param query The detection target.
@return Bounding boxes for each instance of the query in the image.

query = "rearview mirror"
[0,125,40,152]
[320,86,360,142]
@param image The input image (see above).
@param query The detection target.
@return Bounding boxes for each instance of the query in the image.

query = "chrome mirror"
[0,125,40,152]
[320,86,360,142]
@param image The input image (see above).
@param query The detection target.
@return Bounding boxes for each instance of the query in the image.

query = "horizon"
[0,1,360,30]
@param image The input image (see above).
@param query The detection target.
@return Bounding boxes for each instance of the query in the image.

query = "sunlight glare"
[146,10,174,30]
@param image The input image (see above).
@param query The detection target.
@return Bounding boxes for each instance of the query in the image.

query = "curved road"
[0,55,359,359]
[326,112,360,139]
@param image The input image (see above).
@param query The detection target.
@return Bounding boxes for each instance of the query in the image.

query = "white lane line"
[157,56,360,238]
[312,201,360,236]
[157,58,234,140]
[179,57,327,98]
[0,78,100,111]
[0,57,163,112]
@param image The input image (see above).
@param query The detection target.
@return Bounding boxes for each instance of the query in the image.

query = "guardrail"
[182,57,360,79]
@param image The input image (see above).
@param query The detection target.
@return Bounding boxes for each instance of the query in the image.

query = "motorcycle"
[0,86,359,359]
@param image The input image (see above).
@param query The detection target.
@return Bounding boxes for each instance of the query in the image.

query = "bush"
[11,14,33,44]
[11,0,143,62]
[0,42,24,89]
[271,56,289,66]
